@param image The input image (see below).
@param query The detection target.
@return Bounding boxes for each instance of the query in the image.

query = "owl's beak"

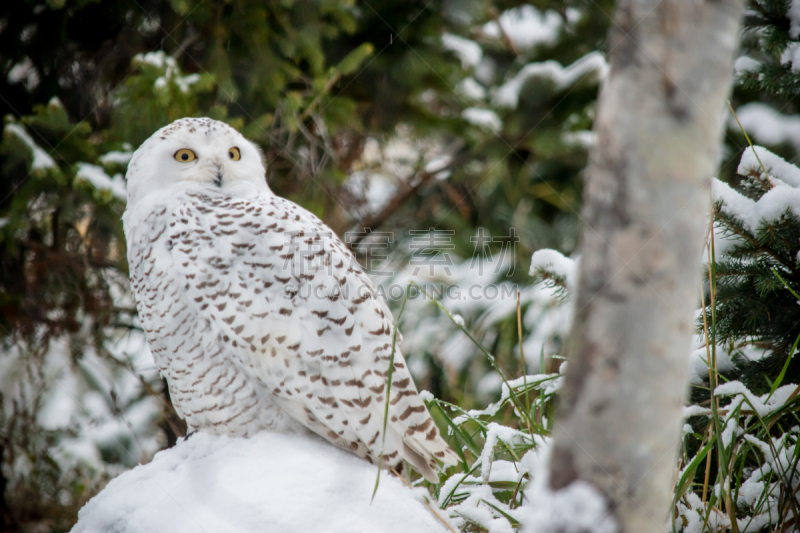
[213,162,223,187]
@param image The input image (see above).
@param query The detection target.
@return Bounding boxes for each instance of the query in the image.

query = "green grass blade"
[767,331,800,400]
[410,281,535,432]
[371,281,410,503]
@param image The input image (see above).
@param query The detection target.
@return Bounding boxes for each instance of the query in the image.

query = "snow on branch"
[493,52,608,109]
[4,122,56,170]
[529,248,576,297]
[75,163,127,201]
[713,145,800,233]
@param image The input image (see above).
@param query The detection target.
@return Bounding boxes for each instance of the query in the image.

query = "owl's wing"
[168,191,458,481]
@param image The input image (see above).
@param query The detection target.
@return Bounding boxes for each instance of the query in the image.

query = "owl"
[123,118,458,482]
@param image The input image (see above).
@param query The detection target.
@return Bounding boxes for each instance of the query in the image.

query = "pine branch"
[715,208,793,271]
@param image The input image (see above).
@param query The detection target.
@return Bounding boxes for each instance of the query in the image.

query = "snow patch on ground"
[521,444,618,533]
[72,431,450,533]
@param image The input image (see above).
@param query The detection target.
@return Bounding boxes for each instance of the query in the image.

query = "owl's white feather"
[123,118,458,482]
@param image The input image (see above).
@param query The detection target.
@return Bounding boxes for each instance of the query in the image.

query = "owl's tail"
[399,427,460,483]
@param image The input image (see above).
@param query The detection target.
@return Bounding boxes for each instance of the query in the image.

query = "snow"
[734,56,760,76]
[687,339,737,385]
[441,33,482,69]
[562,130,596,149]
[529,248,576,290]
[732,103,800,151]
[100,150,134,165]
[345,171,396,216]
[712,179,759,232]
[713,146,800,233]
[175,73,200,93]
[135,51,200,93]
[451,485,517,533]
[425,153,453,178]
[418,390,434,401]
[4,123,55,170]
[136,50,173,69]
[75,163,127,200]
[782,42,800,72]
[719,396,744,447]
[737,145,800,187]
[479,423,525,482]
[488,460,519,483]
[683,405,712,418]
[521,444,617,533]
[72,431,450,533]
[462,108,502,133]
[7,56,39,90]
[714,381,797,418]
[456,77,486,100]
[494,52,608,109]
[482,5,563,51]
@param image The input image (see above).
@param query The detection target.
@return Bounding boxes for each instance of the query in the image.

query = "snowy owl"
[123,118,458,482]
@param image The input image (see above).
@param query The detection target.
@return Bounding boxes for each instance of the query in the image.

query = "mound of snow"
[72,431,450,533]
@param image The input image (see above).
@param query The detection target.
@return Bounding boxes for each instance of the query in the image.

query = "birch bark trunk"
[547,1,745,531]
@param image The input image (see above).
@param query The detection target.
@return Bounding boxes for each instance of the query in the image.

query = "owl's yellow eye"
[228,147,241,161]
[174,149,196,163]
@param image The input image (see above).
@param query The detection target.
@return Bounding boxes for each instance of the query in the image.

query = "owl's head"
[125,118,269,206]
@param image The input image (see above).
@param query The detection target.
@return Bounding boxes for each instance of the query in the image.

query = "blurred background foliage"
[5,0,800,531]
[0,1,612,528]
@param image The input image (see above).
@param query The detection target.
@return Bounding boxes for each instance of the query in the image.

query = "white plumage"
[123,117,458,481]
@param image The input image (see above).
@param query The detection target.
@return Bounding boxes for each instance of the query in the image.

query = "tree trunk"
[548,1,745,532]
